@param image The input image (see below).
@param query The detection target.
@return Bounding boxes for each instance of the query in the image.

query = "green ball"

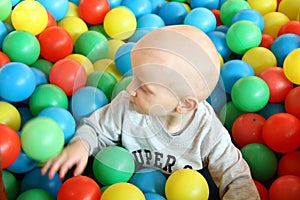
[93,146,135,185]
[0,0,12,21]
[231,76,269,112]
[29,84,68,116]
[74,31,109,63]
[241,143,278,182]
[2,30,40,65]
[2,170,19,200]
[111,76,133,99]
[219,101,245,131]
[220,0,250,26]
[226,20,262,54]
[21,117,65,162]
[31,58,53,78]
[17,189,54,200]
[86,70,118,102]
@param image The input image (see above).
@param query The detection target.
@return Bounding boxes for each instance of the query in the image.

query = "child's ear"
[176,96,198,113]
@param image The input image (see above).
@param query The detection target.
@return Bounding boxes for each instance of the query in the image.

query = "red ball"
[49,58,87,96]
[254,180,269,200]
[269,175,300,200]
[259,67,294,103]
[0,51,10,67]
[211,9,222,26]
[260,33,274,49]
[78,0,110,25]
[46,11,57,27]
[232,113,265,148]
[38,26,73,62]
[57,175,102,200]
[278,21,300,36]
[0,124,21,169]
[285,86,300,119]
[262,113,300,153]
[278,151,300,177]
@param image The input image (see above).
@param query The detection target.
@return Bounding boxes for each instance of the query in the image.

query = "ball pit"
[1,0,300,199]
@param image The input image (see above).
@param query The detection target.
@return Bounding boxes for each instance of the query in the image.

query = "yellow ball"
[165,169,209,200]
[93,58,123,81]
[11,0,48,35]
[108,39,125,60]
[103,6,137,40]
[0,101,21,131]
[101,182,145,200]
[247,0,277,15]
[242,47,277,75]
[66,53,94,75]
[263,11,290,38]
[58,16,88,43]
[218,53,224,67]
[65,2,79,17]
[283,48,300,85]
[278,0,300,20]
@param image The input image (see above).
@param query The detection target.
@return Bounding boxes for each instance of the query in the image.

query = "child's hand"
[41,140,90,180]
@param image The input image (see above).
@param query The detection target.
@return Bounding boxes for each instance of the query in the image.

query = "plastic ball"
[0,124,21,169]
[269,175,300,200]
[112,76,133,99]
[57,175,102,200]
[232,9,264,31]
[211,9,222,26]
[232,113,265,148]
[158,2,188,25]
[11,0,48,35]
[46,11,57,27]
[151,0,166,14]
[31,68,48,87]
[108,0,122,9]
[65,2,79,17]
[92,146,135,185]
[29,84,69,116]
[128,28,152,43]
[74,30,109,63]
[21,117,64,162]
[220,59,254,93]
[103,6,137,40]
[49,58,87,96]
[66,53,94,76]
[0,21,8,48]
[184,7,216,33]
[114,42,135,76]
[38,107,76,143]
[86,70,118,102]
[278,150,300,177]
[7,150,38,173]
[0,101,21,131]
[226,20,262,54]
[231,76,270,112]
[137,14,165,30]
[31,58,53,78]
[262,113,300,153]
[0,0,12,21]
[263,12,290,38]
[219,101,245,131]
[284,86,300,118]
[0,51,10,67]
[36,0,69,21]
[270,33,300,67]
[278,21,300,36]
[2,170,19,200]
[101,182,145,200]
[17,188,54,200]
[253,180,269,200]
[247,0,277,15]
[38,26,73,62]
[21,167,62,198]
[220,0,250,26]
[165,169,209,200]
[70,86,108,122]
[207,31,232,61]
[189,0,219,9]
[121,0,152,18]
[57,16,88,43]
[78,0,110,25]
[130,168,166,196]
[107,39,125,60]
[260,33,274,49]
[18,107,33,129]
[0,62,36,102]
[257,102,286,119]
[93,58,123,81]
[241,143,278,182]
[258,67,293,103]
[144,193,166,200]
[283,48,300,85]
[278,0,300,20]
[2,30,40,65]
[206,79,227,115]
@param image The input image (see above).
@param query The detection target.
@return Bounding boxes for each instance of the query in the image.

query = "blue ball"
[36,0,69,21]
[31,68,48,87]
[130,168,166,196]
[158,2,187,25]
[38,107,76,143]
[128,29,152,43]
[69,0,80,5]
[190,0,219,9]
[70,86,108,122]
[151,0,166,14]
[206,78,228,115]
[108,0,122,9]
[0,62,36,102]
[231,9,264,31]
[18,107,33,129]
[7,150,38,173]
[257,103,286,119]
[121,0,152,18]
[220,59,255,93]
[207,31,232,61]
[270,33,300,67]
[215,25,229,33]
[137,14,165,30]
[184,7,216,33]
[114,42,135,76]
[0,20,8,48]
[144,193,166,200]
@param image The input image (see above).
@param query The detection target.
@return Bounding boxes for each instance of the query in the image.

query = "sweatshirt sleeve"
[70,91,128,155]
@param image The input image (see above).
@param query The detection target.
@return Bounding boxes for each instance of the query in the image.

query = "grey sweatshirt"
[71,91,260,199]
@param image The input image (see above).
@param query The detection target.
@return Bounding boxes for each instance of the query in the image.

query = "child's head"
[127,25,220,115]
